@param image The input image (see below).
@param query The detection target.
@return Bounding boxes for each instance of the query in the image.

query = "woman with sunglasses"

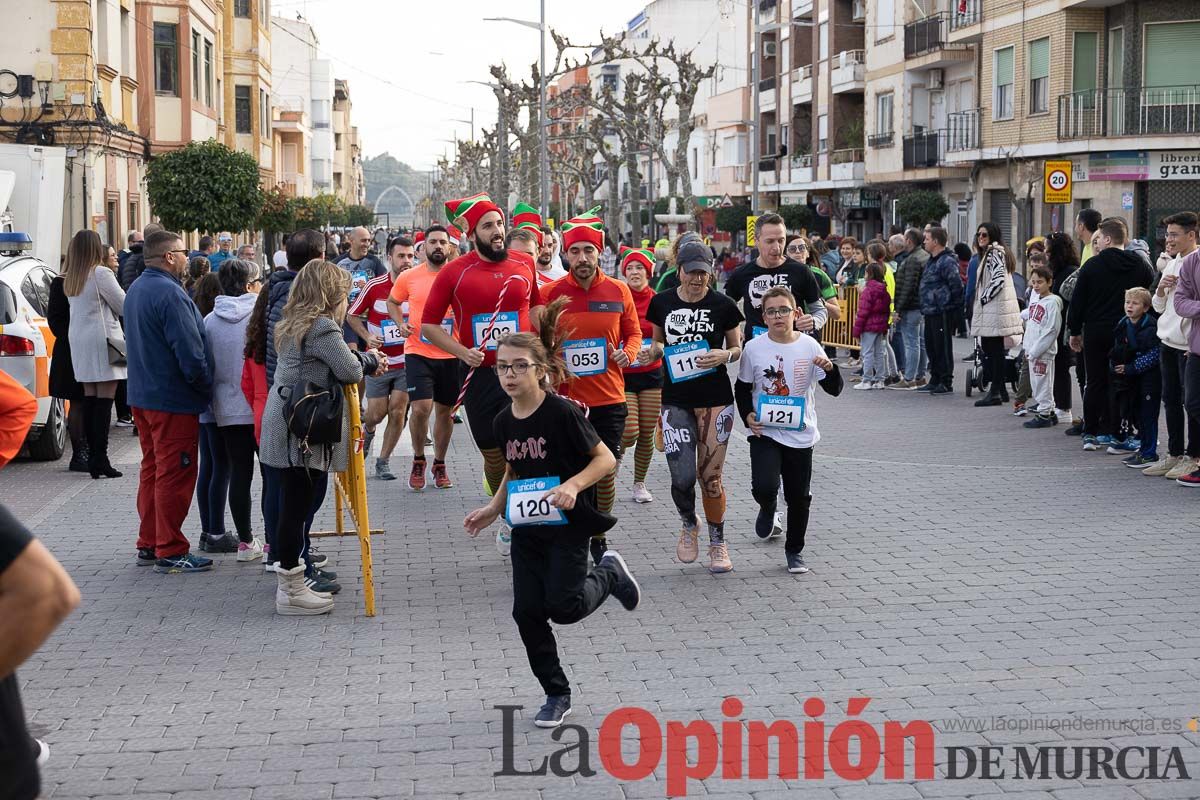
[785,235,840,324]
[965,223,1004,332]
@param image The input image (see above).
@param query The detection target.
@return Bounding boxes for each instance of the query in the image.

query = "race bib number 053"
[664,341,716,383]
[505,477,567,527]
[473,311,518,351]
[756,394,806,430]
[563,338,607,377]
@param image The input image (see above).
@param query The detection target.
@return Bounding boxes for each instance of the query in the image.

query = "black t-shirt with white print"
[724,258,822,341]
[493,393,615,537]
[646,287,744,409]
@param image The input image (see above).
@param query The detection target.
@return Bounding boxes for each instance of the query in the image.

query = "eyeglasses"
[169,249,188,256]
[976,232,989,239]
[786,245,807,253]
[763,307,796,318]
[494,362,533,376]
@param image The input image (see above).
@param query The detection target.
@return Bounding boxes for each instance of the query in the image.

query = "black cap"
[678,240,713,273]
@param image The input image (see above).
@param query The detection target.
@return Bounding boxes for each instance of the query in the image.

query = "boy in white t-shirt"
[1021,266,1063,428]
[735,286,844,574]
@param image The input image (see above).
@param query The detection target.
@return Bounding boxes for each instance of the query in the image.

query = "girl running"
[464,299,640,729]
[619,247,664,504]
[645,241,744,573]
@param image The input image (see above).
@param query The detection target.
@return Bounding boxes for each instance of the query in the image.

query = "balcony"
[790,153,813,183]
[759,76,776,93]
[948,0,982,43]
[903,130,942,169]
[904,13,974,66]
[792,64,813,103]
[868,132,895,149]
[831,148,865,181]
[1058,86,1200,140]
[830,50,866,94]
[945,108,981,152]
[792,0,813,20]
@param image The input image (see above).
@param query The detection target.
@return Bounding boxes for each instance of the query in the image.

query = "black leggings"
[276,467,329,570]
[981,336,1008,398]
[1053,345,1074,412]
[749,436,813,555]
[218,425,257,542]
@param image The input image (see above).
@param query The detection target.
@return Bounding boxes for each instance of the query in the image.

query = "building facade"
[222,0,273,185]
[270,15,332,196]
[332,78,363,205]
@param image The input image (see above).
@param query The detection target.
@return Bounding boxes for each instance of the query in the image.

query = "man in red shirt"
[544,209,642,563]
[420,193,544,554]
[347,236,415,481]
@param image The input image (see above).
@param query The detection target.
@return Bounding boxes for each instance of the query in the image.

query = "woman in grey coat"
[260,260,382,615]
[64,229,126,478]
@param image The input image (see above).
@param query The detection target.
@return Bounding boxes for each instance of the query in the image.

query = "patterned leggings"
[660,404,735,542]
[621,388,662,484]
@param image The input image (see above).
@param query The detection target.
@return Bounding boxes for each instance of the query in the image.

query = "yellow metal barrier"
[821,284,862,352]
[310,384,380,617]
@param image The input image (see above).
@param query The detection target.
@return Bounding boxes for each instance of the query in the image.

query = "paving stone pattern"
[7,341,1200,799]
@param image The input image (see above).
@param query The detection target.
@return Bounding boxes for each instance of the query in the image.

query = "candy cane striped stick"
[452,274,527,414]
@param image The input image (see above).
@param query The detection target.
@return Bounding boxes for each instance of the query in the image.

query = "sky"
[272,0,651,172]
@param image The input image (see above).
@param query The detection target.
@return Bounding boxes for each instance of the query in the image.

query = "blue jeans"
[860,332,887,381]
[899,310,927,381]
[890,325,905,376]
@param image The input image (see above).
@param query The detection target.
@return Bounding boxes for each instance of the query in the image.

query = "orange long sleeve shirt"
[543,271,642,408]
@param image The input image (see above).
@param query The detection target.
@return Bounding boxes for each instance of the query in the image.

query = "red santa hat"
[560,207,604,251]
[444,192,503,236]
[512,202,544,247]
[446,224,463,248]
[413,230,425,246]
[619,246,656,276]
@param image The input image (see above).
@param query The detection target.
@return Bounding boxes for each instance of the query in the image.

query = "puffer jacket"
[919,248,964,316]
[971,244,1023,338]
[264,269,298,385]
[894,248,929,312]
[853,278,891,338]
[118,244,145,291]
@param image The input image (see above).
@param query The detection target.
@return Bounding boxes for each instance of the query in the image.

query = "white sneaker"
[237,537,264,562]
[852,381,874,391]
[1055,409,1073,424]
[35,738,49,767]
[770,511,783,538]
[496,523,512,557]
[631,482,654,504]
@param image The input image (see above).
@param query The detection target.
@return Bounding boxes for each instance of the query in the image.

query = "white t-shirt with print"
[738,332,825,449]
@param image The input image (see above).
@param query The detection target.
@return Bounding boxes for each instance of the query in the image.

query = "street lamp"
[484,3,549,219]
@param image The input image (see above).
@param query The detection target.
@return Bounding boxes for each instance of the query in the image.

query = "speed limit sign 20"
[1044,160,1073,204]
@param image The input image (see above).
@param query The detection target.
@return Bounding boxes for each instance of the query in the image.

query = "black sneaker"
[154,553,214,574]
[599,550,641,611]
[930,384,953,395]
[754,507,775,540]
[198,532,209,552]
[1023,414,1056,428]
[1064,423,1084,436]
[534,695,572,728]
[136,548,156,566]
[307,548,329,569]
[305,567,340,594]
[786,552,810,574]
[205,533,239,553]
[589,536,607,567]
[915,383,936,393]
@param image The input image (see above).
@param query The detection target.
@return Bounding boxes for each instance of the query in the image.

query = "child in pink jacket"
[853,248,893,389]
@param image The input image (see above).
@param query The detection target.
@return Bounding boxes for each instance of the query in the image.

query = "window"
[335,132,343,151]
[234,0,250,17]
[204,40,213,107]
[105,200,118,247]
[993,46,1014,120]
[235,85,251,133]
[120,9,131,75]
[191,31,201,101]
[260,88,269,134]
[1028,37,1049,114]
[1108,27,1123,88]
[876,92,894,134]
[690,148,698,176]
[259,0,269,25]
[875,0,895,41]
[1144,22,1200,92]
[818,22,829,60]
[128,200,138,232]
[153,23,178,96]
[1072,32,1098,96]
[766,124,777,156]
[817,113,828,150]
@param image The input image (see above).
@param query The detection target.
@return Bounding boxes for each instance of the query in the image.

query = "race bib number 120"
[756,394,806,431]
[473,311,518,351]
[505,477,567,527]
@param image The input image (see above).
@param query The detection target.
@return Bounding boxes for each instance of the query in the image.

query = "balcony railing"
[945,108,981,151]
[950,0,980,31]
[791,153,813,168]
[903,130,943,169]
[904,13,948,59]
[792,0,813,19]
[1058,86,1200,140]
[868,132,895,148]
[831,148,864,164]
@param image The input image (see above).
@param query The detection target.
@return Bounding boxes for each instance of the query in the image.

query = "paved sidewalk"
[6,342,1200,800]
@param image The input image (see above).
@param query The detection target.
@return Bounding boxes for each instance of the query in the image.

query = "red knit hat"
[560,206,604,251]
[619,246,655,276]
[446,224,463,247]
[413,230,425,246]
[512,202,544,247]
[444,192,503,235]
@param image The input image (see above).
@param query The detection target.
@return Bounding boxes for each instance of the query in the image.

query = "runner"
[420,193,544,556]
[543,209,642,565]
[337,226,388,348]
[736,286,843,574]
[725,212,826,343]
[463,312,640,729]
[388,225,460,491]
[617,246,664,505]
[346,236,415,481]
[645,240,744,573]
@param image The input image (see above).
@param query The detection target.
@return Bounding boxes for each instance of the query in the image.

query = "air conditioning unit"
[928,69,945,89]
[762,41,779,58]
[852,0,866,21]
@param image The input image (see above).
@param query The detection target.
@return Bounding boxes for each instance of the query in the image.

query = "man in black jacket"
[118,223,162,291]
[1067,217,1155,448]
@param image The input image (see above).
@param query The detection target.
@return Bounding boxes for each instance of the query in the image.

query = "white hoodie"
[1022,292,1062,361]
[204,292,259,427]
[1152,252,1192,351]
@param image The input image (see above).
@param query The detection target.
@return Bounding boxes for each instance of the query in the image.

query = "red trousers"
[132,408,199,559]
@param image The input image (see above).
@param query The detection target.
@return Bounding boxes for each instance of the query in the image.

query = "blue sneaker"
[1095,435,1114,446]
[1106,439,1140,455]
[153,553,214,574]
[1082,435,1099,451]
[534,695,572,728]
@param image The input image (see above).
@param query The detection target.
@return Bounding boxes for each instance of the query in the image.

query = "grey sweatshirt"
[204,292,258,427]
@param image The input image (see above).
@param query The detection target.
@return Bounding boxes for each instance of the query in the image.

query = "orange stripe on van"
[35,355,49,397]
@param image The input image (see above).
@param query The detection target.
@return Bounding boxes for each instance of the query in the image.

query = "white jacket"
[971,244,1024,338]
[1153,253,1191,351]
[1022,293,1062,361]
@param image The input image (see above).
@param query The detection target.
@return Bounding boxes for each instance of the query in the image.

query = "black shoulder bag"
[279,333,343,458]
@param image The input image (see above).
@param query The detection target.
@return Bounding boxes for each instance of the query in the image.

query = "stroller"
[964,338,1020,398]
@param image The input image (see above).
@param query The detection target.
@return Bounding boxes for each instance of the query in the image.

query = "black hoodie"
[1066,247,1154,337]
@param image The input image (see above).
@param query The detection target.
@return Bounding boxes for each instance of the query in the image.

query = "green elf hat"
[560,206,605,251]
[512,202,544,246]
[444,192,503,236]
[619,245,656,276]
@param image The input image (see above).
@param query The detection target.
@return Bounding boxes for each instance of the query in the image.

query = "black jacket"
[118,243,145,291]
[1066,247,1154,337]
[264,269,298,385]
[893,248,929,312]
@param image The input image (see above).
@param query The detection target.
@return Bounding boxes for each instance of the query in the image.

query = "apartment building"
[3,0,150,249]
[332,78,363,205]
[222,0,274,185]
[271,15,333,196]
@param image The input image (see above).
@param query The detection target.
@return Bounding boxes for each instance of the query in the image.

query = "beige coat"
[971,244,1023,338]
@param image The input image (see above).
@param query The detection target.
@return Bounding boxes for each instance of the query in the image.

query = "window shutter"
[995,47,1014,87]
[1072,32,1098,94]
[1144,23,1200,87]
[1029,38,1049,80]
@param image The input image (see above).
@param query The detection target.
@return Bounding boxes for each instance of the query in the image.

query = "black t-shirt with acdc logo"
[646,288,744,409]
[724,258,822,342]
[493,393,615,536]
